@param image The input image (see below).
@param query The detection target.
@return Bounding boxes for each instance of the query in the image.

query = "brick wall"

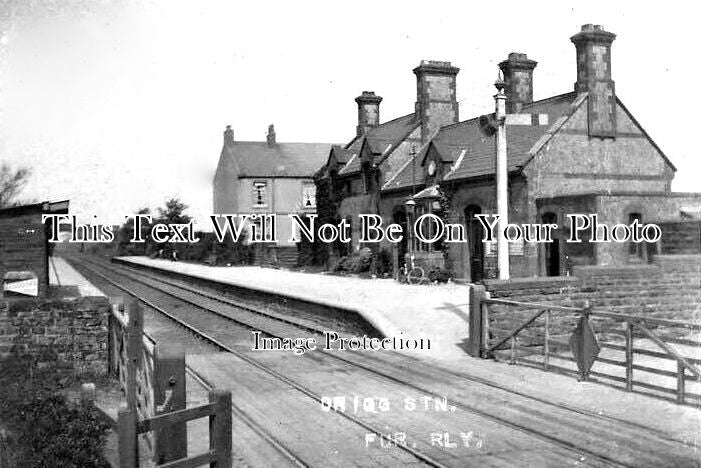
[0,297,109,376]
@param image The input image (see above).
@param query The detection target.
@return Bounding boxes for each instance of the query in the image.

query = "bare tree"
[0,163,31,208]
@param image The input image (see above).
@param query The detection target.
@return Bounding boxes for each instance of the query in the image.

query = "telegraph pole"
[494,75,510,280]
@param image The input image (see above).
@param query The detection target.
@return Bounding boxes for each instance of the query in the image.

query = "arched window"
[628,212,644,260]
[542,212,560,276]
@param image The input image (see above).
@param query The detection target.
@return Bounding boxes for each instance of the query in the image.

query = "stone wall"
[593,193,701,265]
[0,297,109,376]
[526,100,674,200]
[482,277,584,353]
[446,175,531,279]
[483,256,701,353]
[659,221,700,255]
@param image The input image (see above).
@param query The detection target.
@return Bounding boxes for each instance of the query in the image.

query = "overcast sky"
[1,0,698,227]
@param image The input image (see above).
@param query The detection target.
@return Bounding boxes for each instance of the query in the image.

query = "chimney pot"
[224,125,234,146]
[413,60,460,143]
[499,52,537,113]
[355,91,382,137]
[571,24,617,137]
[266,124,276,146]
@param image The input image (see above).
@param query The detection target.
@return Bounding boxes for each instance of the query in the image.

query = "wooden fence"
[118,389,232,468]
[109,299,232,467]
[467,286,701,405]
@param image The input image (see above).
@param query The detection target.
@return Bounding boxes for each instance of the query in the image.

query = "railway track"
[140,328,310,468]
[69,254,699,468]
[71,256,450,468]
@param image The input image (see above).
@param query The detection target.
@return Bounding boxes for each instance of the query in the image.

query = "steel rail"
[72,257,450,468]
[73,256,645,467]
[82,260,311,468]
[93,256,696,448]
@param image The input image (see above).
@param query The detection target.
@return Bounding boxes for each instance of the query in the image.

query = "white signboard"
[3,277,39,297]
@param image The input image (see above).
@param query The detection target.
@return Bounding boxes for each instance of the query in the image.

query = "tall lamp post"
[494,74,510,280]
[405,144,417,253]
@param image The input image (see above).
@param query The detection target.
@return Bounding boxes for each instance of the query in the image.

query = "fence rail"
[118,389,232,468]
[109,299,232,467]
[467,286,701,405]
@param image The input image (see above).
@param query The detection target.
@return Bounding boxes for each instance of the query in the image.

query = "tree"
[0,163,31,208]
[117,207,152,255]
[156,198,191,225]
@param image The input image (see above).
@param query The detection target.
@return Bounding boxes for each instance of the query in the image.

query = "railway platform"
[109,256,700,443]
[49,255,104,297]
[115,256,472,361]
[63,254,701,466]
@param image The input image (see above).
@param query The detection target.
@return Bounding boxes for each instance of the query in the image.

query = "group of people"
[157,248,178,261]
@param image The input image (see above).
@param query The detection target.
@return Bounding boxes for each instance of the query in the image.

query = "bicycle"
[398,255,428,285]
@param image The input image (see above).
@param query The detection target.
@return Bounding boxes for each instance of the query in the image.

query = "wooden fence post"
[126,301,143,411]
[677,361,686,404]
[624,321,633,391]
[107,311,113,376]
[467,285,486,357]
[118,403,138,468]
[108,298,124,376]
[155,346,187,464]
[543,309,550,370]
[209,389,232,468]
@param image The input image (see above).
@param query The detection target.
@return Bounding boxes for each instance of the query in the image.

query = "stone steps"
[487,257,701,329]
[276,248,299,268]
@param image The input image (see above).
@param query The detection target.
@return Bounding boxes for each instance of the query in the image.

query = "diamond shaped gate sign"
[569,314,600,381]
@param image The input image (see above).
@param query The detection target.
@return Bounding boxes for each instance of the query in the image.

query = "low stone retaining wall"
[482,277,585,352]
[483,276,583,300]
[658,221,701,255]
[0,297,109,376]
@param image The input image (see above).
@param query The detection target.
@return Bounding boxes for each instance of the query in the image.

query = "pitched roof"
[0,200,70,217]
[339,113,419,175]
[383,92,579,190]
[330,145,352,164]
[223,142,335,178]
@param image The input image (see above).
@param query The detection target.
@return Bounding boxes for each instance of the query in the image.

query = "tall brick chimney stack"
[413,60,460,143]
[571,24,617,137]
[355,91,382,137]
[224,125,234,147]
[266,124,276,146]
[499,53,537,113]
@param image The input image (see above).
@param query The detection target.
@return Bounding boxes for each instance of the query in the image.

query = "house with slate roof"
[317,24,701,280]
[213,124,334,266]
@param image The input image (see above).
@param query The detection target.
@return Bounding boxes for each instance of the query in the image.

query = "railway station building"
[315,24,701,281]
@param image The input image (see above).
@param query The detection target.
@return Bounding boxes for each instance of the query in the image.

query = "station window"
[253,181,267,208]
[302,182,316,209]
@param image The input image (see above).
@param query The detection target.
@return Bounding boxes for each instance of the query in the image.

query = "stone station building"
[315,24,701,281]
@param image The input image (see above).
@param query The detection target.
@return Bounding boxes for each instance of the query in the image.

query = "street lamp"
[494,70,510,280]
[405,144,418,251]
